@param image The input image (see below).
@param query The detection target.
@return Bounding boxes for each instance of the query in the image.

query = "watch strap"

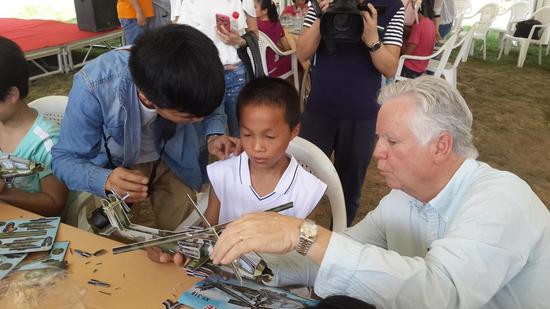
[369,40,382,52]
[297,220,318,256]
[297,236,314,256]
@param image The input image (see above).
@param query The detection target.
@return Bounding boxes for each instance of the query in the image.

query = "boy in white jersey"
[204,77,327,224]
[147,77,327,263]
[0,37,68,216]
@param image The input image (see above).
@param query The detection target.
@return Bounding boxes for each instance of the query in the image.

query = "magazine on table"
[177,274,319,308]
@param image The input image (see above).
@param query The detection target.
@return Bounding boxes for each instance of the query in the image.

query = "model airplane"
[0,155,44,187]
[102,191,291,283]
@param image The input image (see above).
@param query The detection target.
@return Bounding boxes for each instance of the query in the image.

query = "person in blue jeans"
[171,0,258,137]
[434,0,455,40]
[52,25,239,231]
[117,0,154,45]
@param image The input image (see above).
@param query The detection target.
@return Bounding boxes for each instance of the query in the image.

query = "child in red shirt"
[401,10,436,79]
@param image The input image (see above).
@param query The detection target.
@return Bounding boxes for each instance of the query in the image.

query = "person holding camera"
[296,0,405,225]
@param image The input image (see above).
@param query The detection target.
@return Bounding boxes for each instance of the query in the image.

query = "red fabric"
[404,16,436,73]
[257,20,291,77]
[0,18,120,52]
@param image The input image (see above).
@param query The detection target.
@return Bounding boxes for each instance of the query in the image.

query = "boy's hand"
[208,135,243,160]
[105,167,148,203]
[146,247,187,265]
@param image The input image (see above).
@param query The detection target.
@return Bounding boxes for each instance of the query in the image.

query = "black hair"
[259,0,280,22]
[237,77,300,130]
[0,36,29,101]
[129,24,225,116]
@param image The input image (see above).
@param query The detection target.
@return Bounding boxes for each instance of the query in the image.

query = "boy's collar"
[239,152,300,195]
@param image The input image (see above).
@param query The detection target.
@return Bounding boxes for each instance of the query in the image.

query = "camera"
[313,0,386,45]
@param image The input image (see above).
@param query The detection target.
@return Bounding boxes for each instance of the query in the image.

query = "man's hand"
[145,247,187,265]
[361,3,380,47]
[211,213,303,265]
[105,167,148,203]
[207,135,243,160]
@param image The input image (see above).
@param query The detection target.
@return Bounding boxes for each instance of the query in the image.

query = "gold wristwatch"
[297,219,319,256]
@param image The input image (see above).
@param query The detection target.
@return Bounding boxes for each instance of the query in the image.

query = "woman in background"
[255,0,292,77]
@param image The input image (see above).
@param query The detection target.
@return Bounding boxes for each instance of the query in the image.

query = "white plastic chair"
[286,136,346,232]
[395,31,459,82]
[27,95,68,126]
[451,0,473,34]
[490,1,531,52]
[257,31,300,90]
[464,3,500,60]
[426,26,476,88]
[28,95,93,228]
[498,6,550,67]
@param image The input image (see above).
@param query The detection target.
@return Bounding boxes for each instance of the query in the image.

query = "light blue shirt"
[266,159,550,308]
[0,113,58,193]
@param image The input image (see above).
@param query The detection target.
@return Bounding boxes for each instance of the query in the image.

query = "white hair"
[378,76,478,159]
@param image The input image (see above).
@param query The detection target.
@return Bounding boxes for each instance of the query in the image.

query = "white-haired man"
[209,76,550,308]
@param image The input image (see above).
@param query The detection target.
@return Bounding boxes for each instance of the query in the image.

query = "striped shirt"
[303,6,405,47]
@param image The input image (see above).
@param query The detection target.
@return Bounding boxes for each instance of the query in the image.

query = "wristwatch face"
[301,220,319,238]
[370,41,381,52]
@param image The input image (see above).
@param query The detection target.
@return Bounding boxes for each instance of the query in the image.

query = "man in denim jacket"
[52,25,236,230]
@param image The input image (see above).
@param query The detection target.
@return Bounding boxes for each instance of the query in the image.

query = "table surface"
[0,203,198,308]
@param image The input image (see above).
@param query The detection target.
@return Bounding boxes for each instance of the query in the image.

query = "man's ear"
[291,123,300,139]
[432,132,453,164]
[2,87,20,104]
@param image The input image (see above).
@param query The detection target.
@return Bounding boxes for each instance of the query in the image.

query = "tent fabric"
[0,18,120,52]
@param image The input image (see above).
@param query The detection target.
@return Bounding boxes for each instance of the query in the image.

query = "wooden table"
[0,204,199,308]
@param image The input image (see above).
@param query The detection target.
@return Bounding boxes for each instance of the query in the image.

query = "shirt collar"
[427,159,479,223]
[239,152,299,195]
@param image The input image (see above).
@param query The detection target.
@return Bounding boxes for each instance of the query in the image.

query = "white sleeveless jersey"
[207,152,327,224]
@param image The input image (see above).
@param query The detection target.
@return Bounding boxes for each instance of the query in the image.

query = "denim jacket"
[51,50,225,197]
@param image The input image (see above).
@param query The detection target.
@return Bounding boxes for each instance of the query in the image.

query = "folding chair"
[498,6,550,67]
[257,31,300,90]
[464,3,500,60]
[490,1,531,53]
[286,136,347,232]
[426,27,476,88]
[395,31,459,82]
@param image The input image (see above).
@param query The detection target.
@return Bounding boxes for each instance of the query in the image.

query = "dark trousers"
[401,66,423,79]
[300,111,377,226]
